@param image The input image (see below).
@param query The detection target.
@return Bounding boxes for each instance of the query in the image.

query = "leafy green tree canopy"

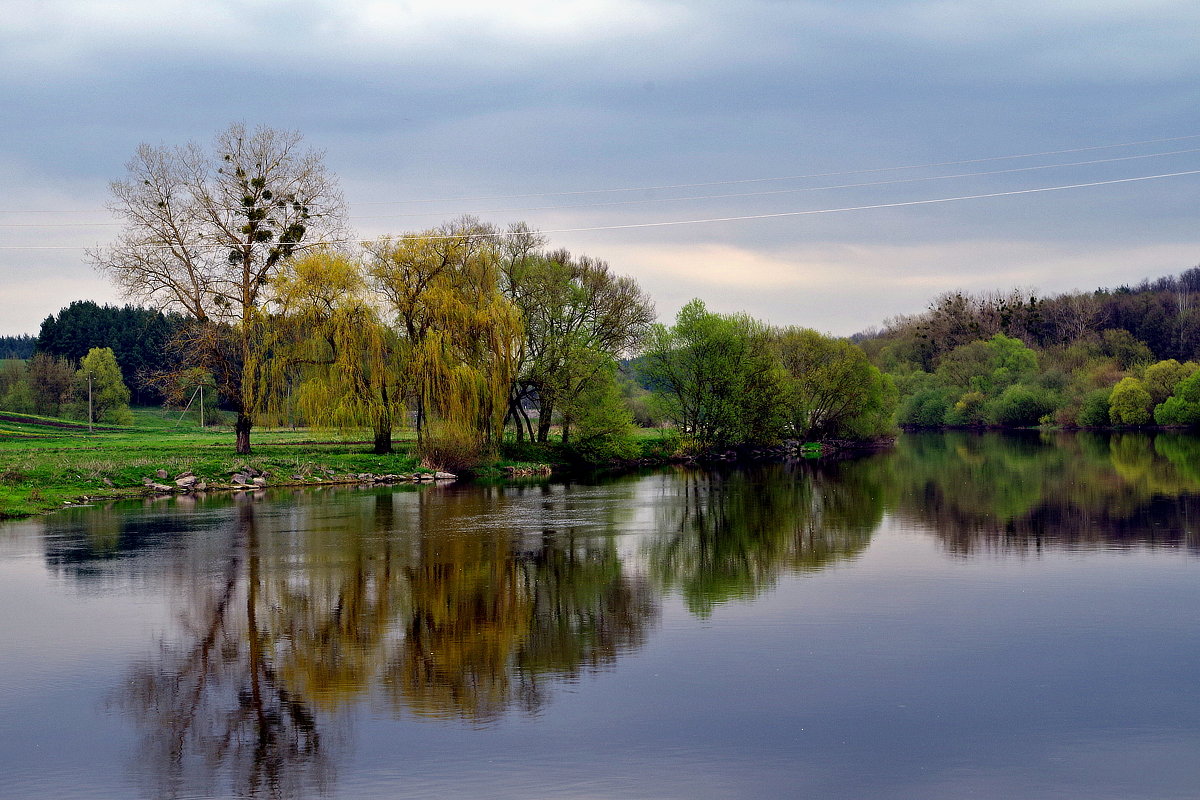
[268,250,401,453]
[641,300,787,451]
[1109,376,1153,426]
[502,246,654,444]
[0,335,36,359]
[772,327,895,440]
[1143,359,1199,406]
[1076,389,1113,427]
[566,356,639,463]
[76,347,133,425]
[988,384,1056,427]
[934,333,1037,395]
[28,353,75,416]
[368,217,523,468]
[1154,370,1200,427]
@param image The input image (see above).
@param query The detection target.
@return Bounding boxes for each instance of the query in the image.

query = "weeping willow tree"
[259,250,403,453]
[368,218,523,469]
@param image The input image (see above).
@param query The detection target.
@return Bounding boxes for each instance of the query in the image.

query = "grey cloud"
[1,1,1198,336]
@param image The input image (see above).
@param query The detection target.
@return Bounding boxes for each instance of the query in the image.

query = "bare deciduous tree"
[91,123,345,453]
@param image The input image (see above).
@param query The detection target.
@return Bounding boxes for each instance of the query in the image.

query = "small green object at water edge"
[801,442,822,458]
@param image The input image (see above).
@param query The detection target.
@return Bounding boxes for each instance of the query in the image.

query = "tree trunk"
[373,422,392,455]
[235,412,253,455]
[415,396,425,447]
[514,388,535,442]
[520,404,535,443]
[507,405,522,444]
[537,399,553,443]
[374,387,392,455]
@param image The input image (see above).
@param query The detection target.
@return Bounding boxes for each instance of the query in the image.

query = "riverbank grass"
[0,408,432,518]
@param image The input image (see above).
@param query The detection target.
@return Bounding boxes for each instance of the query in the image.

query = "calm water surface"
[2,431,1198,799]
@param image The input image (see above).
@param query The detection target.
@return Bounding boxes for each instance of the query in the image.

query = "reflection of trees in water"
[648,463,880,616]
[115,502,336,800]
[80,431,1200,795]
[643,432,1200,600]
[112,484,658,796]
[382,485,657,722]
[515,534,656,710]
[886,432,1200,554]
[42,494,230,581]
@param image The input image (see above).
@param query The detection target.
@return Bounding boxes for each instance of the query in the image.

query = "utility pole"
[200,384,205,429]
[87,372,93,434]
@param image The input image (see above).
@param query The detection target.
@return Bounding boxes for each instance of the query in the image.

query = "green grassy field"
[0,407,691,520]
[0,408,433,519]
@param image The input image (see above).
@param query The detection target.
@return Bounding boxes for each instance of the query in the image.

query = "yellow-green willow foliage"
[369,218,523,468]
[266,250,403,453]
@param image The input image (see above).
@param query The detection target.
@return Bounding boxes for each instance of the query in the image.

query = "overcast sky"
[2,0,1199,336]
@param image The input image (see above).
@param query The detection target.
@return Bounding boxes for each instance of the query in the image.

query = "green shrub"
[567,358,641,464]
[0,377,35,414]
[1154,396,1200,426]
[898,388,955,427]
[1143,359,1199,405]
[1153,370,1200,426]
[1175,369,1200,403]
[1100,329,1153,370]
[1076,389,1112,427]
[989,384,1056,427]
[1108,376,1153,425]
[639,428,683,460]
[419,422,487,472]
[944,391,988,426]
[570,434,639,464]
[502,439,560,464]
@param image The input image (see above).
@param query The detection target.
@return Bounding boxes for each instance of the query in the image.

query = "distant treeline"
[860,265,1200,428]
[861,266,1200,365]
[35,301,185,405]
[0,334,36,359]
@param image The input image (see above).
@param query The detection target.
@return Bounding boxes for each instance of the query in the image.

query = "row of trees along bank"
[256,226,656,466]
[860,277,1200,429]
[73,124,894,465]
[640,301,896,452]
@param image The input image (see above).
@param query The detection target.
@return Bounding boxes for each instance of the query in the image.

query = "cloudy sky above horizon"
[3,0,1199,336]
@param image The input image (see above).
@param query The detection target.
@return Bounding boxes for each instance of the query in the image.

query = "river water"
[1,431,1198,799]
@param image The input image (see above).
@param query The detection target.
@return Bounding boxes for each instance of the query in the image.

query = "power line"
[2,132,1197,216]
[348,147,1200,220]
[4,147,1198,228]
[5,168,1197,250]
[342,133,1200,205]
[530,170,1200,234]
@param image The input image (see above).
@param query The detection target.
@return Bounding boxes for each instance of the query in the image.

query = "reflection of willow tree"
[386,518,532,721]
[116,502,337,800]
[515,534,656,709]
[272,492,413,710]
[648,464,880,617]
[113,482,658,790]
[884,431,1200,554]
[384,487,657,722]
